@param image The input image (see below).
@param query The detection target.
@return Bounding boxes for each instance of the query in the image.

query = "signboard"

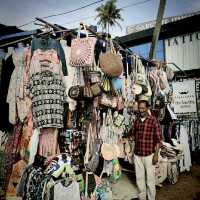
[165,32,200,71]
[172,80,197,114]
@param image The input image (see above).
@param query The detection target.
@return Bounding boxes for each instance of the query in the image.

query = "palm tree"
[95,0,123,35]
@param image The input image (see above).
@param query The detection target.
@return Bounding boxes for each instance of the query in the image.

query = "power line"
[18,0,104,28]
[121,0,151,9]
[63,0,152,26]
[42,0,104,19]
[19,0,152,29]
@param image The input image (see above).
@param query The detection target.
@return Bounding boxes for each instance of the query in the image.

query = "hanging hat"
[101,143,117,161]
[133,84,142,95]
[171,139,183,151]
[138,95,151,105]
[143,80,152,97]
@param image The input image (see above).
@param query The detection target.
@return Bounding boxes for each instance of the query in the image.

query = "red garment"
[133,115,162,156]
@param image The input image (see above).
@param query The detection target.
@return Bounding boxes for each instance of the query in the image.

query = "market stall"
[0,21,198,200]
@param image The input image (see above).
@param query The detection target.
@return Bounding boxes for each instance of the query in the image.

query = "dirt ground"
[111,164,200,200]
[157,165,200,200]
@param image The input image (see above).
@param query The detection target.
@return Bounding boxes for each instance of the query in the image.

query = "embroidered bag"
[70,25,97,67]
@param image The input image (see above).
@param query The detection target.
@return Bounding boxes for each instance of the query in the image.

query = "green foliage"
[95,0,123,33]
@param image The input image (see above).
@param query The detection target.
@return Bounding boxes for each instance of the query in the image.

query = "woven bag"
[99,40,123,77]
[70,25,96,67]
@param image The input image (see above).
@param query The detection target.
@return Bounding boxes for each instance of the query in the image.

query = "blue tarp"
[0,30,38,41]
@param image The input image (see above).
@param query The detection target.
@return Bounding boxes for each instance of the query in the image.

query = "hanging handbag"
[86,139,102,173]
[89,71,102,83]
[135,57,147,86]
[99,39,123,77]
[83,85,93,99]
[113,111,125,127]
[90,83,102,97]
[117,95,124,111]
[68,68,84,100]
[70,25,97,67]
[100,94,118,108]
[111,77,123,92]
[101,75,112,93]
[89,59,102,83]
[83,69,93,99]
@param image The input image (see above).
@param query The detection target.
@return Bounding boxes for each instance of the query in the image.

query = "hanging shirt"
[31,37,68,76]
[54,181,80,200]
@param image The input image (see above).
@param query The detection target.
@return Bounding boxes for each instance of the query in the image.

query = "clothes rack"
[0,29,75,48]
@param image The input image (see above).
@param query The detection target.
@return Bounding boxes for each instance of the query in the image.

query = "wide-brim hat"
[101,143,117,160]
[133,84,142,95]
[138,95,151,105]
[171,139,183,151]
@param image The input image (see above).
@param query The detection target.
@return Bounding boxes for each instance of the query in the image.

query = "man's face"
[138,102,148,118]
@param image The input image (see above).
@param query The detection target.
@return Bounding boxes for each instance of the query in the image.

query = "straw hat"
[138,95,151,105]
[101,143,117,161]
[133,84,142,95]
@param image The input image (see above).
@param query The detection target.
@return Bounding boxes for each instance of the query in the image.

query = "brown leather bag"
[99,40,123,77]
[90,83,102,97]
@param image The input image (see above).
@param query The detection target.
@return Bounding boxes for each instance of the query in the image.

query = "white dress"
[179,125,192,172]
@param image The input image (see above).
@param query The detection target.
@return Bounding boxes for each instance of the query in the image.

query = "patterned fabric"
[31,37,68,76]
[19,113,33,160]
[133,115,162,156]
[16,164,33,197]
[1,122,23,198]
[6,160,27,197]
[29,49,63,78]
[23,166,45,200]
[27,70,65,129]
[59,130,84,167]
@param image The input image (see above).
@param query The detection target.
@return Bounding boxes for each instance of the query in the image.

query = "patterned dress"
[27,47,66,129]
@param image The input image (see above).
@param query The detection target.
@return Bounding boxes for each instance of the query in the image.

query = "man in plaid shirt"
[132,99,162,200]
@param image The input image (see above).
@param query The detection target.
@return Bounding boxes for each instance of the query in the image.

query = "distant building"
[115,11,200,76]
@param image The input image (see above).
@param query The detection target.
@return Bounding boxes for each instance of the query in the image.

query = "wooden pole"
[149,0,166,59]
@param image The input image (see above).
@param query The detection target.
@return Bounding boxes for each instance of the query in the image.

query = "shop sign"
[172,80,197,113]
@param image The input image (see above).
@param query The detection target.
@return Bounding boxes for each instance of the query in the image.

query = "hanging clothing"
[31,37,68,76]
[0,50,5,84]
[28,129,40,165]
[27,70,65,129]
[6,159,27,197]
[38,128,59,157]
[22,166,45,200]
[0,55,15,131]
[1,122,23,198]
[60,39,77,111]
[179,125,192,172]
[7,47,31,124]
[29,48,64,78]
[54,181,80,200]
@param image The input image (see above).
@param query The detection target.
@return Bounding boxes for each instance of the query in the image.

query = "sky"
[1,0,200,37]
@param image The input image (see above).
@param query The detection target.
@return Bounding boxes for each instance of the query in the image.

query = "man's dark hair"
[138,100,150,108]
